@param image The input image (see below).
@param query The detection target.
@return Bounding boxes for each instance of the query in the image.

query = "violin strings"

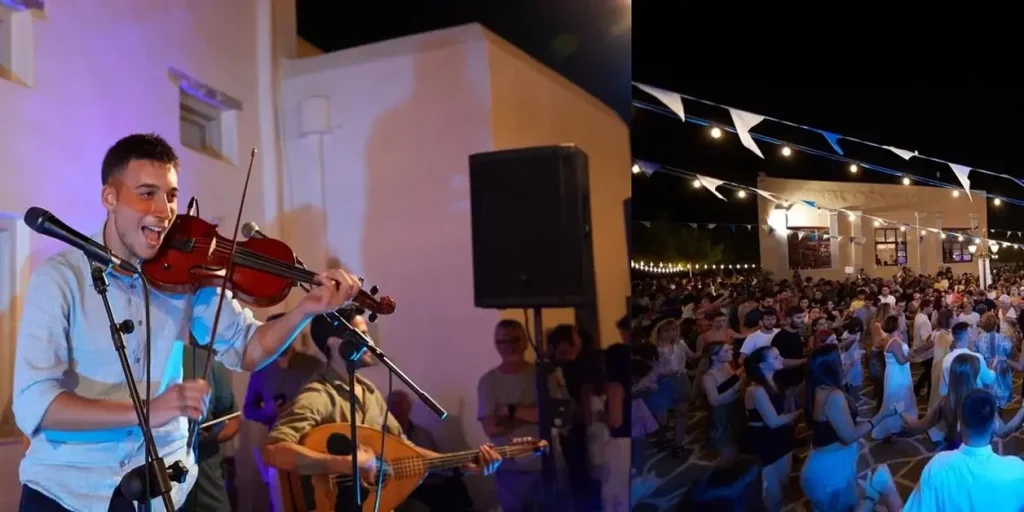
[187,241,316,283]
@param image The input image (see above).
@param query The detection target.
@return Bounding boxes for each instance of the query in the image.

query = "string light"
[737,190,747,198]
[994,197,1002,206]
[781,146,792,157]
[952,190,960,198]
[902,177,911,186]
[631,163,641,174]
[631,260,757,274]
[692,179,702,188]
[849,164,858,173]
[710,127,722,139]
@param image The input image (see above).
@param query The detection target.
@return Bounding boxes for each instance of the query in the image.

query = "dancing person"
[868,302,892,409]
[911,299,935,397]
[649,319,696,454]
[800,344,899,511]
[872,315,916,440]
[975,312,1022,408]
[740,346,799,512]
[902,354,1024,451]
[699,342,745,461]
[904,389,1024,510]
[940,322,996,396]
[13,134,362,512]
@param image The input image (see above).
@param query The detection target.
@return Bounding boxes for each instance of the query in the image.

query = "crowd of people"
[630,264,1024,511]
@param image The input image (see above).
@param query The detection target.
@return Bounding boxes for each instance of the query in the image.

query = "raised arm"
[701,373,740,407]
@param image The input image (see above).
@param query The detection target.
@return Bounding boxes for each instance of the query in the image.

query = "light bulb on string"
[631,163,641,174]
[710,127,722,139]
[994,197,1002,206]
[849,164,858,173]
[692,179,702,188]
[952,190,960,198]
[781,146,792,157]
[737,190,747,199]
[848,213,856,221]
[902,177,911,186]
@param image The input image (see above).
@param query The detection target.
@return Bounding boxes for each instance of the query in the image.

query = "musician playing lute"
[262,304,504,511]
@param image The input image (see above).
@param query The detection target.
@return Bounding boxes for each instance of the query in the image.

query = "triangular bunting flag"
[762,224,770,233]
[634,83,685,122]
[834,236,843,241]
[640,221,651,228]
[688,223,698,229]
[802,200,817,209]
[745,225,753,231]
[797,232,806,240]
[949,163,972,202]
[728,108,766,158]
[820,131,844,155]
[884,146,918,160]
[707,224,717,229]
[635,160,660,176]
[696,175,728,201]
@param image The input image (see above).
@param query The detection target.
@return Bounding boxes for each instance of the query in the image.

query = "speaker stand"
[531,307,557,508]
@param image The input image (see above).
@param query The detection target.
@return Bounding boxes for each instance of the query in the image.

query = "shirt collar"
[89,222,142,279]
[958,443,995,458]
[321,364,377,397]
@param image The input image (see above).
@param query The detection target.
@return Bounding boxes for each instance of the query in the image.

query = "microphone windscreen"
[24,207,51,231]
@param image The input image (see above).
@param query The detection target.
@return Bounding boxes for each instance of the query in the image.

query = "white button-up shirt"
[904,443,1024,511]
[940,347,995,396]
[13,234,262,512]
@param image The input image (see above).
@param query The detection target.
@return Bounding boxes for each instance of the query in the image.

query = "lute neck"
[425,445,522,472]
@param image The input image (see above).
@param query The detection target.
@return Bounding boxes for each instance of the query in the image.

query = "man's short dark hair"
[961,389,997,437]
[785,306,805,319]
[309,304,367,357]
[101,133,179,185]
[760,307,778,318]
[952,321,971,339]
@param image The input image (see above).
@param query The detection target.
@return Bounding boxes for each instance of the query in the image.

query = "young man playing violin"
[263,303,504,511]
[13,133,363,512]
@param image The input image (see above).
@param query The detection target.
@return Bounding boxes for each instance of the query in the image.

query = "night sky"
[632,8,1022,262]
[296,0,631,122]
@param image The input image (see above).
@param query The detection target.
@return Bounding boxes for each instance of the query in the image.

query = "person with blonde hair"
[649,318,697,453]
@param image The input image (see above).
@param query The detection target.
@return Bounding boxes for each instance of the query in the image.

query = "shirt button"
[126,429,132,436]
[134,357,142,364]
[130,284,136,290]
[120,461,127,468]
[138,319,144,326]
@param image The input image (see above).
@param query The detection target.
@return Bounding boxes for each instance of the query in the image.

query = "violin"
[141,214,396,319]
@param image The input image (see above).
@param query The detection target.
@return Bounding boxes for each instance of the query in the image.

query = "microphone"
[240,221,265,239]
[24,207,140,275]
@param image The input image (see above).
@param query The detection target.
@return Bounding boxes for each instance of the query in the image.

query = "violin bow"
[186,147,258,452]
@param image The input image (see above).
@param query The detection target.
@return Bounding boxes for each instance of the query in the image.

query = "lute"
[278,423,547,512]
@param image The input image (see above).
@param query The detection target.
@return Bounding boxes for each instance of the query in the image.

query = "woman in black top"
[800,344,899,511]
[700,342,745,461]
[741,346,799,512]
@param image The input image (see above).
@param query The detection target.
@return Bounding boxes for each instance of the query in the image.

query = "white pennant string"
[949,163,973,202]
[752,187,779,203]
[883,146,918,160]
[729,108,765,158]
[634,83,685,122]
[696,175,728,201]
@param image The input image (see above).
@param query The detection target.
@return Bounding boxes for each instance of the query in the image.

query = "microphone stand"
[334,320,447,509]
[90,265,186,512]
[283,245,446,509]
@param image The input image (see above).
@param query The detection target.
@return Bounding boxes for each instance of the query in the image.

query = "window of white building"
[171,67,241,164]
[0,0,42,87]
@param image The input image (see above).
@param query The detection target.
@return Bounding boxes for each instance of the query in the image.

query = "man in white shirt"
[739,308,780,365]
[957,303,981,346]
[941,322,996,396]
[912,299,935,396]
[904,389,1024,510]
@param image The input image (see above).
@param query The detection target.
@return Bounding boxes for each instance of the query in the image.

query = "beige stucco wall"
[757,177,989,280]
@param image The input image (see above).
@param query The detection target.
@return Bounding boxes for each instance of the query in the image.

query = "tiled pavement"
[631,365,1024,511]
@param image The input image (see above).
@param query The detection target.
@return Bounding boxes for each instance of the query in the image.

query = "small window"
[874,228,907,267]
[0,4,37,86]
[179,93,222,156]
[787,228,831,270]
[942,228,974,264]
[172,67,241,164]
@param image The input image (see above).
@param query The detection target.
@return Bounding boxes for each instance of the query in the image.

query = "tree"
[633,220,727,263]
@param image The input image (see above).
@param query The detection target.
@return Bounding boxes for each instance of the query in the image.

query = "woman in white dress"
[872,314,917,440]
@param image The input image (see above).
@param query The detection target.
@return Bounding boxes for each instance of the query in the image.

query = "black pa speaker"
[468,144,595,309]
